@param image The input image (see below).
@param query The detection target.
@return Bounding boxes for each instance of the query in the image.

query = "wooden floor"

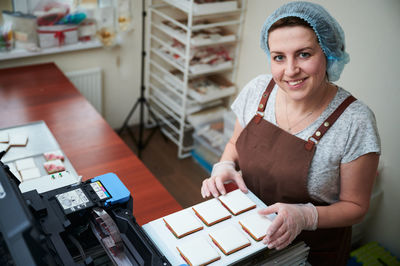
[119,126,209,209]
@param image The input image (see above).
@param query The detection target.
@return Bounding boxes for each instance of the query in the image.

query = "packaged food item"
[32,0,70,26]
[95,0,117,47]
[115,0,133,32]
[2,11,38,51]
[0,21,13,51]
[78,19,97,41]
[43,150,65,161]
[76,8,97,42]
[96,27,116,47]
[56,12,86,25]
[43,159,65,174]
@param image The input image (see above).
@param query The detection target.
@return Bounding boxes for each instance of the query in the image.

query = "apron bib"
[236,79,356,266]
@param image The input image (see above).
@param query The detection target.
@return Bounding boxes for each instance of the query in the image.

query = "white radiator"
[65,68,103,115]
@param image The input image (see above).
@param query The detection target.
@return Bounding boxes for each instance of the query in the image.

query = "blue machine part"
[91,173,130,206]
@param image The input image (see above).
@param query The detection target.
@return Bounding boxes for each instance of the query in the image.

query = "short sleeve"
[231,74,272,128]
[341,103,381,163]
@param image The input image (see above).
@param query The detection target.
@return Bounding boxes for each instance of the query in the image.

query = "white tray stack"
[146,0,245,158]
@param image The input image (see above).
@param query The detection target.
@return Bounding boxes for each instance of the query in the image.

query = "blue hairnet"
[260,1,349,81]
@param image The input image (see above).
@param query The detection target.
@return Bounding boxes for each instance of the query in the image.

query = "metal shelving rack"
[145,0,245,158]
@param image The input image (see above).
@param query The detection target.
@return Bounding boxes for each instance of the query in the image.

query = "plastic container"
[115,0,133,32]
[32,0,70,26]
[191,119,229,172]
[192,133,221,173]
[96,0,117,47]
[191,148,213,173]
[349,242,400,266]
[2,11,38,50]
[0,22,13,51]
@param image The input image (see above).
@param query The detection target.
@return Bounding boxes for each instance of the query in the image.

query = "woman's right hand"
[201,161,248,198]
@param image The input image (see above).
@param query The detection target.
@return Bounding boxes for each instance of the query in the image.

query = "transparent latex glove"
[201,161,248,198]
[258,203,318,250]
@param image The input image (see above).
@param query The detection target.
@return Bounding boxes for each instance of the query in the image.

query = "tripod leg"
[126,126,138,147]
[138,97,145,158]
[144,101,168,142]
[117,99,141,135]
[142,103,160,148]
[118,0,162,157]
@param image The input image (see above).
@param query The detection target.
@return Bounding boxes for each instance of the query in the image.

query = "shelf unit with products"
[145,0,245,158]
[0,0,133,60]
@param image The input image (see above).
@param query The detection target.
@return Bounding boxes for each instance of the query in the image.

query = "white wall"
[237,0,400,257]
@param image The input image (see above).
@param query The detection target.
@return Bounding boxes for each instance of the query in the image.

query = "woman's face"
[268,26,327,101]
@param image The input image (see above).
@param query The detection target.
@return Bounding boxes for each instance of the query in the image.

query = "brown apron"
[236,79,356,266]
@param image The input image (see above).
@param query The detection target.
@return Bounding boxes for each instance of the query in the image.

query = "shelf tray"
[162,0,239,15]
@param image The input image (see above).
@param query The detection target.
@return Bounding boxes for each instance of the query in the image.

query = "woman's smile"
[286,78,308,88]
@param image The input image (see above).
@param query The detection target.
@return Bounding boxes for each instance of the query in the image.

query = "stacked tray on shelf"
[162,0,239,15]
[159,20,236,46]
[162,70,235,104]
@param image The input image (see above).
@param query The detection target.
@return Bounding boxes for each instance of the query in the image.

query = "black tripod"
[118,0,159,158]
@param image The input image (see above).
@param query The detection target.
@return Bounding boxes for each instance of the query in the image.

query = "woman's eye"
[299,52,311,58]
[273,55,284,61]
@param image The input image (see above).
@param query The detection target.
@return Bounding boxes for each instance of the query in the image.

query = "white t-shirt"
[231,74,381,204]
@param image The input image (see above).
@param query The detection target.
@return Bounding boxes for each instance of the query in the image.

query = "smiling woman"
[200,2,381,266]
[269,24,331,132]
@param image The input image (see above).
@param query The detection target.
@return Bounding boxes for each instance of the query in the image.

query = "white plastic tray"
[0,121,79,179]
[151,84,223,115]
[157,48,233,76]
[163,0,238,15]
[159,22,236,46]
[190,60,233,75]
[188,76,236,104]
[163,71,235,104]
[142,190,275,265]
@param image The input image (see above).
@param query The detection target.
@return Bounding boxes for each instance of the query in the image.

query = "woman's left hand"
[258,203,318,250]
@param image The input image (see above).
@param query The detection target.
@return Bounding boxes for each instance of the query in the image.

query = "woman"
[201,1,381,265]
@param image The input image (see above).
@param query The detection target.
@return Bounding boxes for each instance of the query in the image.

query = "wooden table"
[0,62,181,225]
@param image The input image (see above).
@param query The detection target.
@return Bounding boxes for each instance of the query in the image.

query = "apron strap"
[305,95,357,151]
[255,78,276,124]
